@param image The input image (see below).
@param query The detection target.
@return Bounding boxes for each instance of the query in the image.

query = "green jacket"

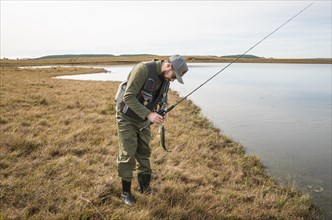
[123,60,163,120]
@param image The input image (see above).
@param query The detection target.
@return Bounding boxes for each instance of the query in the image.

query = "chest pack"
[115,61,170,120]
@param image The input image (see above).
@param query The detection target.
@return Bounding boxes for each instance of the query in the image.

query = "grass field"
[0,65,320,219]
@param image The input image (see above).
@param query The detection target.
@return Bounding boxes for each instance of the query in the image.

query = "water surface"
[176,63,331,218]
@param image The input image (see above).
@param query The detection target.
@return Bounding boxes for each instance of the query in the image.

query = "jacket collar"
[155,60,162,76]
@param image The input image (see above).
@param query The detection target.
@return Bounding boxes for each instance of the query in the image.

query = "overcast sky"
[1,1,331,59]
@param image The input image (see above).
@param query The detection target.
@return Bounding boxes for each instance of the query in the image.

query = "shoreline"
[0,66,321,218]
[1,56,331,67]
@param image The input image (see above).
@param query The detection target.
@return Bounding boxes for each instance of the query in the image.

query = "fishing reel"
[156,109,167,117]
[139,103,175,132]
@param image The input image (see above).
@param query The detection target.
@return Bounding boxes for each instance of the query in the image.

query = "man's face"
[163,66,177,82]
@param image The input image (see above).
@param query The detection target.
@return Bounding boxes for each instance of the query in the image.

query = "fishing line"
[170,2,313,109]
[140,3,313,131]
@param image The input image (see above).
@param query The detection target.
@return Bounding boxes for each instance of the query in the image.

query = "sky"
[0,0,331,59]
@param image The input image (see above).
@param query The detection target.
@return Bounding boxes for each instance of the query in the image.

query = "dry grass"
[0,66,320,219]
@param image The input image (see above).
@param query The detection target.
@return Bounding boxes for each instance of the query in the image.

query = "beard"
[162,69,173,81]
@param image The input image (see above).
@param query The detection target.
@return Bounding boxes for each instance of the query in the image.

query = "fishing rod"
[140,2,313,131]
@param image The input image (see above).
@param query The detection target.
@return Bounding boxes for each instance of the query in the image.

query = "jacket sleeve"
[123,63,151,120]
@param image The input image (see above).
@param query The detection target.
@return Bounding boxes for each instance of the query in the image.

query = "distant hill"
[37,54,156,59]
[37,54,115,59]
[119,54,156,57]
[220,54,262,59]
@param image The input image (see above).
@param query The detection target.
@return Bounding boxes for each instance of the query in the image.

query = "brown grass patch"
[0,66,320,219]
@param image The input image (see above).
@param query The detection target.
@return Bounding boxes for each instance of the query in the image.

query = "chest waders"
[115,61,170,205]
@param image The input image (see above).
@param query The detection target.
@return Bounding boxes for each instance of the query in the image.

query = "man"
[115,55,188,206]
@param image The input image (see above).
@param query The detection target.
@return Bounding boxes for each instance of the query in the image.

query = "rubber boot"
[137,174,151,194]
[121,180,135,206]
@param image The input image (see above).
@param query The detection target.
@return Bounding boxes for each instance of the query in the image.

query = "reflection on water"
[54,63,331,218]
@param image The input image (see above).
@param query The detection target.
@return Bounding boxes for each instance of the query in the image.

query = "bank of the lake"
[1,55,331,68]
[0,66,320,219]
[54,62,332,219]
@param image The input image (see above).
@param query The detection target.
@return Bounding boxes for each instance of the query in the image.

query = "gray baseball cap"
[169,55,188,84]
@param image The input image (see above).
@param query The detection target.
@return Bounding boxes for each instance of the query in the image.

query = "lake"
[56,63,331,218]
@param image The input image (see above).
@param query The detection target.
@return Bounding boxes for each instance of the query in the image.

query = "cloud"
[1,1,331,58]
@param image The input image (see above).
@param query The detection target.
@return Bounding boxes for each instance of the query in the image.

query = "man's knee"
[117,155,136,178]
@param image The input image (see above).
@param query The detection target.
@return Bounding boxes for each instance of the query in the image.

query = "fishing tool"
[140,3,313,132]
[158,124,171,152]
[156,82,172,152]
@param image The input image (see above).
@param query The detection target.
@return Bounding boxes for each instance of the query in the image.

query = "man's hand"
[147,112,164,125]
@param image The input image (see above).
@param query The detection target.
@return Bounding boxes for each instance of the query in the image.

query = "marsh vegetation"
[0,65,320,218]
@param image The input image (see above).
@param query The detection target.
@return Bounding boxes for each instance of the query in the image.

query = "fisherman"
[115,55,188,206]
